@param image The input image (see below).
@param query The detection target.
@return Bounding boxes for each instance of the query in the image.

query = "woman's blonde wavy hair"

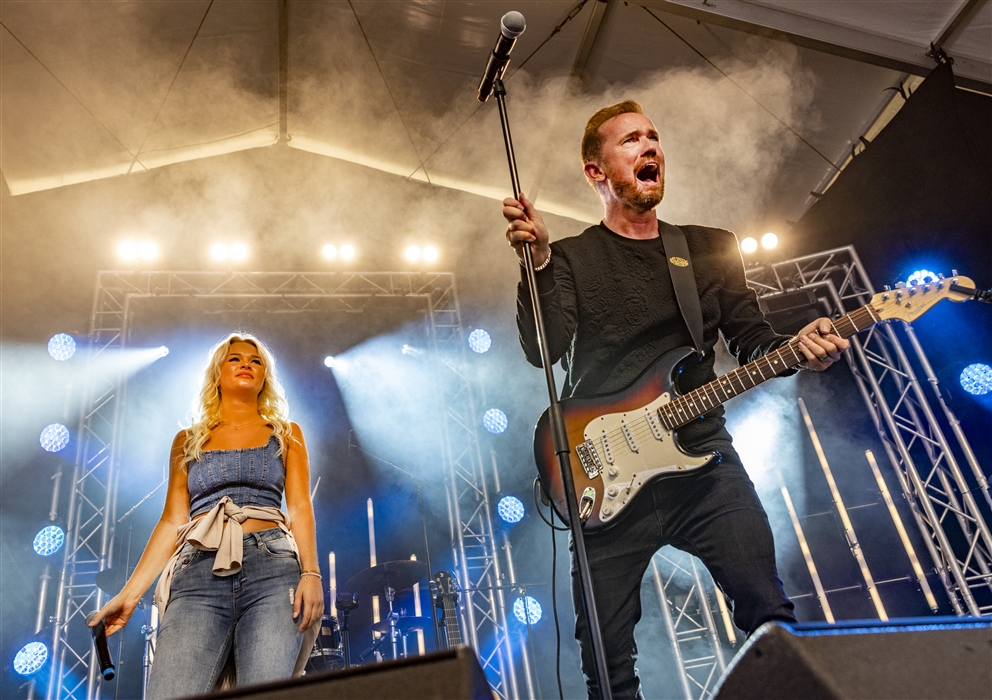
[183,333,293,464]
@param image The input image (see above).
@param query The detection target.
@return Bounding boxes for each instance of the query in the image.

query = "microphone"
[85,612,116,681]
[477,11,526,102]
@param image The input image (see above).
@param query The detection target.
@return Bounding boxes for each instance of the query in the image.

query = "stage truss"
[656,245,990,700]
[44,270,526,700]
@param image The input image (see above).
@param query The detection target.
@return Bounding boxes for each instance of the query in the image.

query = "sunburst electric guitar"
[534,273,977,531]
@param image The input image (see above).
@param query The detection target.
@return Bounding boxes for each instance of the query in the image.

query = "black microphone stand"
[492,76,613,700]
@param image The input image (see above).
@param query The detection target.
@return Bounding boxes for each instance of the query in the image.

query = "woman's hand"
[294,574,324,632]
[90,592,139,637]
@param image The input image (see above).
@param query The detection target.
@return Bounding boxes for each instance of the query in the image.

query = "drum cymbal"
[345,560,429,596]
[372,616,430,635]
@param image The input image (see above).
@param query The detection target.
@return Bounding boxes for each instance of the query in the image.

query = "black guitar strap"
[659,222,705,358]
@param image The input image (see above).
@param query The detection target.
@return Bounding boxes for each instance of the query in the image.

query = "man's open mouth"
[636,162,659,183]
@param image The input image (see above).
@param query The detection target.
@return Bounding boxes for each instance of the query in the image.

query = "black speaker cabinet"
[204,647,492,699]
[714,617,992,700]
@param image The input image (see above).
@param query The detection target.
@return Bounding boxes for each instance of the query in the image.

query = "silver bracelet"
[521,252,552,272]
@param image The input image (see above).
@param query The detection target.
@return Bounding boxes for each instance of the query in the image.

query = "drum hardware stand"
[491,75,612,699]
[348,436,443,649]
[335,591,359,669]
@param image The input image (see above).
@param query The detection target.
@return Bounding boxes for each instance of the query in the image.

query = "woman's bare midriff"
[191,512,278,533]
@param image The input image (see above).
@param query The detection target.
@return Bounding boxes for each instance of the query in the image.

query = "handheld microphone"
[477,11,526,102]
[85,612,116,681]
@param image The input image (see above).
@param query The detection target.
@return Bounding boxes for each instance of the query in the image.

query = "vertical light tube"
[328,552,337,618]
[781,484,835,624]
[368,499,380,626]
[799,398,888,621]
[711,581,737,645]
[865,450,938,611]
[411,554,426,656]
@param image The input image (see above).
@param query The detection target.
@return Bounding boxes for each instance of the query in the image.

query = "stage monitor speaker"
[714,617,992,700]
[206,647,492,700]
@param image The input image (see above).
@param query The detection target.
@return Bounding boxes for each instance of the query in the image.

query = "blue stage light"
[33,525,65,556]
[960,363,992,396]
[483,408,508,434]
[40,424,70,452]
[497,496,525,523]
[48,334,77,361]
[468,329,492,354]
[907,269,938,285]
[513,596,542,624]
[13,642,48,675]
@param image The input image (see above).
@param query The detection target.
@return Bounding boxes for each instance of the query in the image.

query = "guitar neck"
[442,599,462,646]
[659,303,879,430]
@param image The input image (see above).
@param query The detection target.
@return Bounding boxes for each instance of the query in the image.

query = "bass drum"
[306,615,345,673]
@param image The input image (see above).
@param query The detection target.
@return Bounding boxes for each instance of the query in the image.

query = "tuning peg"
[952,269,958,276]
[883,285,891,291]
[910,279,919,286]
[938,273,945,280]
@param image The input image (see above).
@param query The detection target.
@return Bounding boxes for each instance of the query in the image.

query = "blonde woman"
[91,334,323,698]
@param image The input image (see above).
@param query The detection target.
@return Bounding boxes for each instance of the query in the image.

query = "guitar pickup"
[645,409,664,441]
[575,440,603,478]
[621,421,639,452]
[600,433,614,464]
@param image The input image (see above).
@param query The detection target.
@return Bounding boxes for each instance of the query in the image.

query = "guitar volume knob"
[608,466,620,478]
[606,485,619,498]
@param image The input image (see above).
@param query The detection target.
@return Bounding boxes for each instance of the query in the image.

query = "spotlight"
[13,641,48,676]
[423,246,438,262]
[322,244,337,260]
[405,246,421,262]
[513,596,542,624]
[230,243,248,261]
[483,408,508,434]
[33,525,65,556]
[740,237,758,254]
[156,346,170,358]
[497,496,525,523]
[40,424,70,453]
[48,334,76,361]
[323,356,336,368]
[468,329,492,354]
[908,269,938,285]
[761,232,778,249]
[401,344,425,357]
[960,363,992,396]
[340,244,355,261]
[210,243,229,261]
[117,240,139,261]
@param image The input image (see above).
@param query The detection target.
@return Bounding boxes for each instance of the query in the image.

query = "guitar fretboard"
[657,304,880,430]
[442,598,462,646]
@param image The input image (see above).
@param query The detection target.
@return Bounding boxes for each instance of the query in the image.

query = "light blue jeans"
[146,529,304,699]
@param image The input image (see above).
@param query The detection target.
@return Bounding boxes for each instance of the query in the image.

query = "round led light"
[340,244,355,261]
[139,241,159,260]
[468,329,492,354]
[907,269,938,286]
[323,244,337,260]
[483,408,508,434]
[40,423,70,453]
[513,596,542,624]
[960,363,992,396]
[48,334,76,361]
[761,232,778,249]
[230,243,248,261]
[117,240,138,261]
[423,246,438,262]
[323,356,335,368]
[13,642,48,676]
[210,243,228,261]
[33,525,65,556]
[740,237,758,254]
[497,496,525,523]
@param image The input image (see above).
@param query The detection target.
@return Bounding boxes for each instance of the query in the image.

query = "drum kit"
[306,558,435,674]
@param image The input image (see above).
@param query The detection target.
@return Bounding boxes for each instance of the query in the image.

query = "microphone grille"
[500,11,526,38]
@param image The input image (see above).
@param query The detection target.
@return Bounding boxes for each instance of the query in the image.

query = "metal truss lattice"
[46,270,518,700]
[745,247,992,617]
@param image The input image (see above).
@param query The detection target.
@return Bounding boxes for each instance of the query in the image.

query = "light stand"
[492,76,612,700]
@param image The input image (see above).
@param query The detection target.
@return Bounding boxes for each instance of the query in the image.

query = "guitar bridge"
[575,440,603,478]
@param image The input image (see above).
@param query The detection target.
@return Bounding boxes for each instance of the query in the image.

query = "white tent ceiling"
[1,0,990,228]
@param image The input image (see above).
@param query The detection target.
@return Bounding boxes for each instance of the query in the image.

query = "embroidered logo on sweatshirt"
[669,256,689,267]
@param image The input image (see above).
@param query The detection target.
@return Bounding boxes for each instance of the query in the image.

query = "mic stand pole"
[492,76,612,700]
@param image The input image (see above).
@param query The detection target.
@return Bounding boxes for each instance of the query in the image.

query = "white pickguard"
[582,392,715,524]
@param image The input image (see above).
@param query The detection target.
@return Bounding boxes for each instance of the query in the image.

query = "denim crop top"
[187,435,285,518]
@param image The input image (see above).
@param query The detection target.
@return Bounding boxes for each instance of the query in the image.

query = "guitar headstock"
[433,571,459,600]
[870,273,975,323]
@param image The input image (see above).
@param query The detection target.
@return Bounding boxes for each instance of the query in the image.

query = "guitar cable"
[533,478,569,531]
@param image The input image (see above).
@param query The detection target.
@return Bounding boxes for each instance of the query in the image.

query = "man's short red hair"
[580,100,644,165]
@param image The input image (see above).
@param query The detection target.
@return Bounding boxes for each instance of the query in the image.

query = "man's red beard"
[609,171,665,212]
